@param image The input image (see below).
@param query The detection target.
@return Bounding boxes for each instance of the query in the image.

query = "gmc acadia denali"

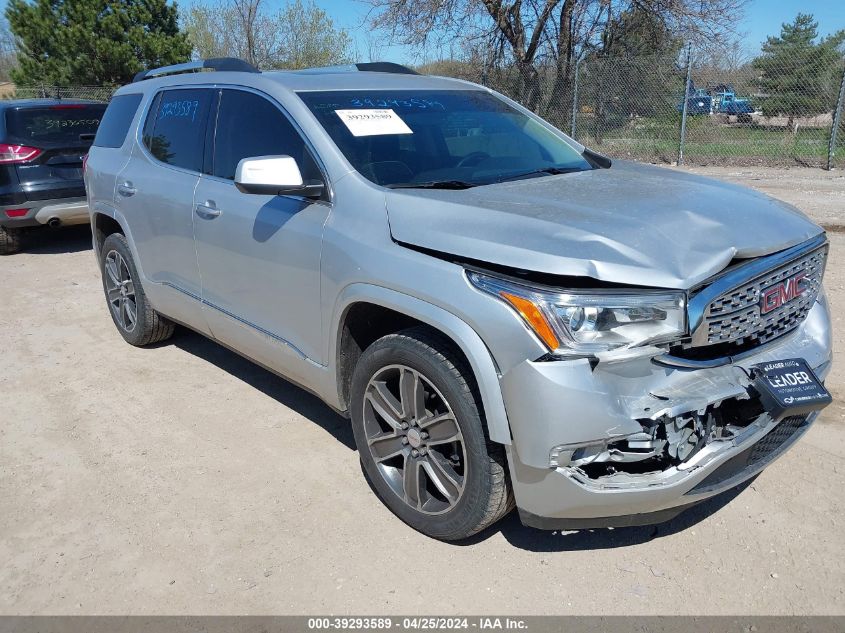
[84,59,832,540]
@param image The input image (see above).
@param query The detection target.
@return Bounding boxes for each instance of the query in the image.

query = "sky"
[0,0,840,64]
[742,0,843,51]
[316,0,845,64]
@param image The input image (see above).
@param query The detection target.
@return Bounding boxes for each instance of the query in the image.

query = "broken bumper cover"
[500,295,832,530]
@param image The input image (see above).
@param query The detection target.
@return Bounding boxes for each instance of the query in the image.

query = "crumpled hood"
[385,161,823,289]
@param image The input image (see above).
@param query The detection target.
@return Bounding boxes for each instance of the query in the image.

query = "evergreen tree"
[6,0,192,86]
[753,14,845,124]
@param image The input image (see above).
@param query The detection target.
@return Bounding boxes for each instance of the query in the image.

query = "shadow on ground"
[172,328,355,450]
[169,325,751,551]
[472,479,753,551]
[21,225,93,255]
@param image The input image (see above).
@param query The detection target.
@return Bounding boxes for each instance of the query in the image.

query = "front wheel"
[350,328,513,540]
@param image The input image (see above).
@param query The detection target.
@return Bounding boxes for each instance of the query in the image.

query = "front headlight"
[467,271,686,356]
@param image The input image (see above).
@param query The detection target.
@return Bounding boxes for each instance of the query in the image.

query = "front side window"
[142,88,212,172]
[297,90,592,188]
[212,89,319,182]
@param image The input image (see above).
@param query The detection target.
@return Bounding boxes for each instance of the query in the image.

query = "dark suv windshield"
[5,104,106,146]
[298,90,591,187]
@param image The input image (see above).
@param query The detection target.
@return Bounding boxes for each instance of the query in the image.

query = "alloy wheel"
[363,364,467,515]
[104,250,137,333]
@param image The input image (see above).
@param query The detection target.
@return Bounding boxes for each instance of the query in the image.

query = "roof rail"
[133,57,260,83]
[295,62,419,76]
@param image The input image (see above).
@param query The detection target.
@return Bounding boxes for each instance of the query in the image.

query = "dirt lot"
[1,166,844,615]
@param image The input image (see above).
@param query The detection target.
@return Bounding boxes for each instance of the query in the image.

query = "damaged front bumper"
[500,294,832,530]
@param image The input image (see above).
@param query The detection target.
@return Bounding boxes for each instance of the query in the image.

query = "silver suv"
[85,58,832,541]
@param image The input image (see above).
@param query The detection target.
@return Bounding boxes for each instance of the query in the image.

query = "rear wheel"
[0,226,23,255]
[350,328,513,540]
[100,233,174,346]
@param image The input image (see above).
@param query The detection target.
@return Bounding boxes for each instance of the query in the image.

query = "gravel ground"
[1,167,843,615]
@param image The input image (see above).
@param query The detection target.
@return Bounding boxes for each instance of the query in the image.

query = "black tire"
[350,327,513,541]
[100,233,175,346]
[0,226,23,255]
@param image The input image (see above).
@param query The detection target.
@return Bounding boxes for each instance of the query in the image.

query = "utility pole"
[828,64,845,170]
[570,58,580,139]
[678,43,693,166]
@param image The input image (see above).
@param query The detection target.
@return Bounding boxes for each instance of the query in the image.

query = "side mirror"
[234,155,324,198]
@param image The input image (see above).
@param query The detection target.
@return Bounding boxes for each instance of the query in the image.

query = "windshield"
[5,104,106,146]
[297,90,592,188]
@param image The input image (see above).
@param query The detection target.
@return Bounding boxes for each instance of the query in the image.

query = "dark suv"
[0,99,106,254]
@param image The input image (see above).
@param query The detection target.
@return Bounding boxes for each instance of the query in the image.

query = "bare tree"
[233,0,262,67]
[367,0,749,111]
[276,0,353,69]
[185,0,351,69]
[0,17,17,83]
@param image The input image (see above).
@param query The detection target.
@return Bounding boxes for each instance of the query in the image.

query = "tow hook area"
[554,394,765,481]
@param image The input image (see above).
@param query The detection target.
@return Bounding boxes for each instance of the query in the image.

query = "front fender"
[330,283,512,445]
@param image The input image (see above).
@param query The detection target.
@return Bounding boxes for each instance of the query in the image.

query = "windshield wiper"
[387,180,478,190]
[497,166,586,182]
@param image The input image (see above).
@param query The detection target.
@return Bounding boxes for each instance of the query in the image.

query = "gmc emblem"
[760,271,807,315]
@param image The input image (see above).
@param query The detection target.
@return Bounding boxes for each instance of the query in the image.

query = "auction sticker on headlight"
[335,109,413,136]
[752,358,831,419]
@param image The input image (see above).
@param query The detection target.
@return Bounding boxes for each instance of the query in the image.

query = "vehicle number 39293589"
[306,617,483,630]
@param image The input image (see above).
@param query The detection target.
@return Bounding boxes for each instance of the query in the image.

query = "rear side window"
[93,94,142,148]
[5,103,106,146]
[142,89,212,172]
[212,89,320,181]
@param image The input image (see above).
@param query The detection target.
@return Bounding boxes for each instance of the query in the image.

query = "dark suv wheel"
[0,226,23,255]
[100,233,175,346]
[350,327,513,540]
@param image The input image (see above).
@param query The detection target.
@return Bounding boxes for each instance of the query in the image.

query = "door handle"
[195,201,221,219]
[117,182,137,197]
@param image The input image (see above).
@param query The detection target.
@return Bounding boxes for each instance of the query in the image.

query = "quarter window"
[142,89,212,172]
[93,94,142,148]
[212,89,319,182]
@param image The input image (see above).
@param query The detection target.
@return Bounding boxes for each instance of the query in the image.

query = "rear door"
[5,103,106,201]
[114,87,213,303]
[86,93,144,220]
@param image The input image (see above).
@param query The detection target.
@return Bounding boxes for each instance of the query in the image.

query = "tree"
[185,0,352,70]
[276,0,353,69]
[753,14,845,126]
[366,0,748,113]
[580,9,684,141]
[185,0,280,67]
[5,0,191,86]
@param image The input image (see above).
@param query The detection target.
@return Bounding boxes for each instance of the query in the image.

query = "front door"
[193,89,331,378]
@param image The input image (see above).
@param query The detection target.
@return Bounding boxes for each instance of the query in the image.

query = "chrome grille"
[692,244,827,348]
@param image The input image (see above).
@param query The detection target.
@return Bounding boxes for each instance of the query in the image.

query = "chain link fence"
[441,49,845,170]
[2,85,115,102]
[3,51,844,170]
